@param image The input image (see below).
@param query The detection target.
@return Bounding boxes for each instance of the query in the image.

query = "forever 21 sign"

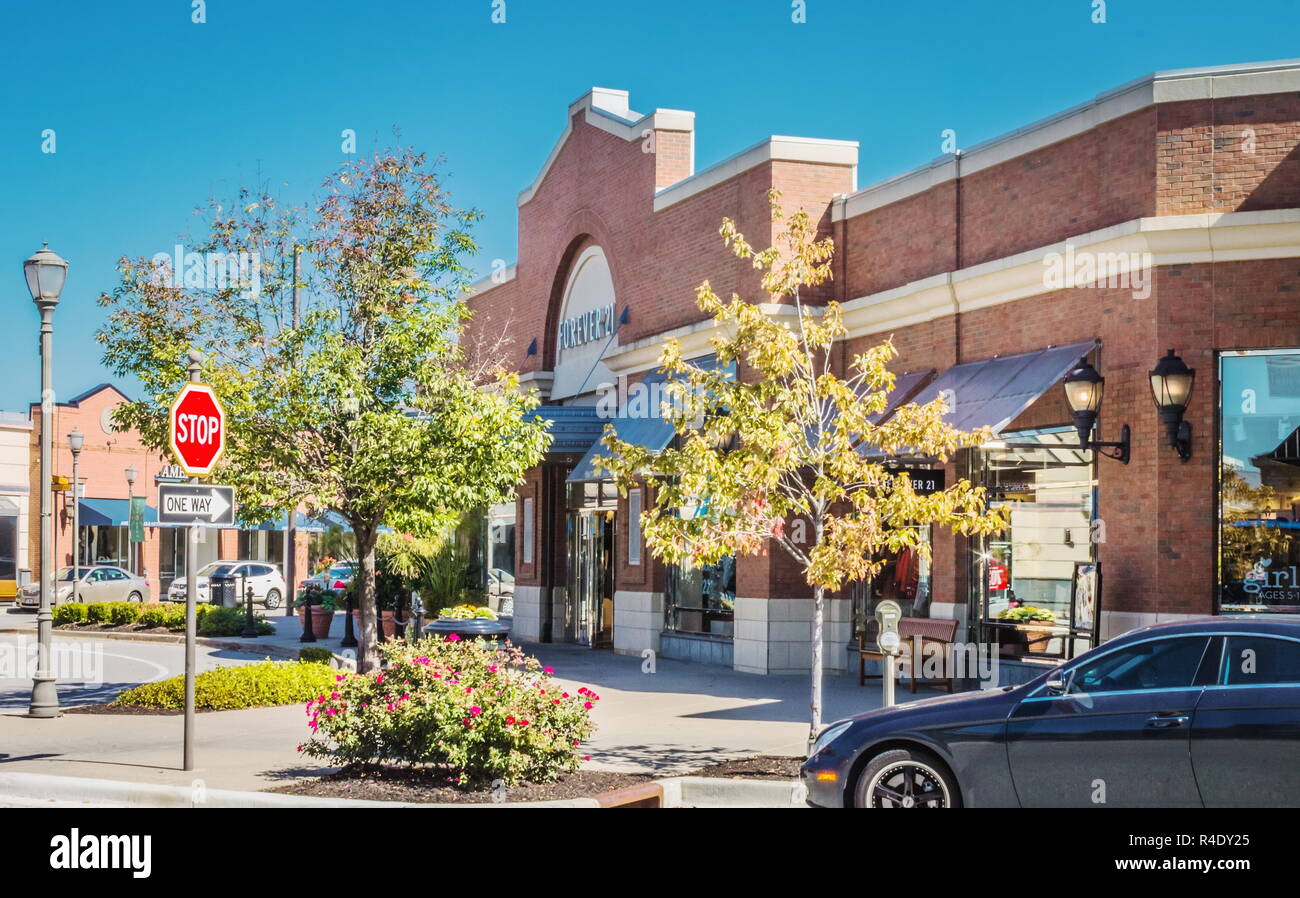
[558,302,615,351]
[893,468,945,495]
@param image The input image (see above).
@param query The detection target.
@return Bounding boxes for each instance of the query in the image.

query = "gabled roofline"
[30,382,133,411]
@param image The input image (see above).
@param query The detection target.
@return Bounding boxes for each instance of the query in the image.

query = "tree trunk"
[355,525,380,673]
[809,583,824,753]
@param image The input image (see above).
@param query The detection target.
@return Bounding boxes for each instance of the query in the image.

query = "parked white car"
[18,566,151,607]
[167,560,287,609]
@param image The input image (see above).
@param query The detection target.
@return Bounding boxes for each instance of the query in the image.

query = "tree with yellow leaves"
[599,191,1008,746]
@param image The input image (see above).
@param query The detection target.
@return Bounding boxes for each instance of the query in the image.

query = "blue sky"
[2,0,1297,410]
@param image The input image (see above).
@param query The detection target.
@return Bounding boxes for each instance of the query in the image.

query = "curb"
[0,772,600,808]
[0,771,802,809]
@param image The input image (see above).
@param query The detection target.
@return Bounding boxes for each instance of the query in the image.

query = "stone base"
[661,631,733,667]
[733,596,852,675]
[613,590,663,655]
[511,585,544,643]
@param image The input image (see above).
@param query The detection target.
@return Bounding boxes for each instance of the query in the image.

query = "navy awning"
[568,369,674,483]
[868,368,935,425]
[526,405,608,457]
[78,498,158,528]
[907,340,1098,435]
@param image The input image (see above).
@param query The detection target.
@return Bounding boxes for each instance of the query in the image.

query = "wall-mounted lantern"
[1063,360,1131,463]
[1149,349,1194,462]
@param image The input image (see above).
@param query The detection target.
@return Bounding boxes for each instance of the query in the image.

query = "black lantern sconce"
[1149,349,1195,462]
[1062,360,1131,463]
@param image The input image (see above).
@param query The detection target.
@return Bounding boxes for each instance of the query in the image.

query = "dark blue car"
[801,617,1300,807]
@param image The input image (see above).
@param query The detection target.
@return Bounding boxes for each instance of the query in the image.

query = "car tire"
[853,748,961,808]
[128,591,142,602]
[264,589,282,610]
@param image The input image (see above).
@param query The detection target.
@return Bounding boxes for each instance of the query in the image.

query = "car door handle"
[1145,713,1190,728]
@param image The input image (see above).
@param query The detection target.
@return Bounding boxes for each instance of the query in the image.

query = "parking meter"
[875,599,903,707]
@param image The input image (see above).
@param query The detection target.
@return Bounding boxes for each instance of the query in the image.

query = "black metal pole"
[241,577,258,638]
[339,593,357,648]
[300,589,317,643]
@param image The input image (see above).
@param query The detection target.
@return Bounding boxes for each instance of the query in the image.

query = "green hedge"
[197,605,273,637]
[298,647,334,665]
[112,660,336,710]
[53,603,89,626]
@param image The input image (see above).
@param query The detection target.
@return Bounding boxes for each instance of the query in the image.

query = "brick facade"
[466,63,1300,674]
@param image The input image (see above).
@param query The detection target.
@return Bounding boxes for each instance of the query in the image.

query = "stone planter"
[297,607,336,639]
[424,617,510,642]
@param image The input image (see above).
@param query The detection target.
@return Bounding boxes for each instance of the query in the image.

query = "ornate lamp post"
[69,428,84,602]
[25,244,68,718]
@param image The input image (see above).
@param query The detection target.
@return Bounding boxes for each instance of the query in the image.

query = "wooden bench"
[858,616,959,693]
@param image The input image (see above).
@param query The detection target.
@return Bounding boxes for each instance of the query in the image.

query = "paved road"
[0,627,270,711]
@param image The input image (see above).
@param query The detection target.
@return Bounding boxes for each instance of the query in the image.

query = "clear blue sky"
[2,0,1297,410]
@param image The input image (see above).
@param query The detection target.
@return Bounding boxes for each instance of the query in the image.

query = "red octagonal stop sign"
[169,383,226,475]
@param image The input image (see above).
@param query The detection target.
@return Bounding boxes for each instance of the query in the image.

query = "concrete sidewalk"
[0,604,937,791]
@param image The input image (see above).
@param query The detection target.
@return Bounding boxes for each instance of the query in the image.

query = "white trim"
[601,302,808,376]
[518,88,696,207]
[654,135,858,212]
[466,263,517,298]
[836,58,1300,221]
[839,210,1300,339]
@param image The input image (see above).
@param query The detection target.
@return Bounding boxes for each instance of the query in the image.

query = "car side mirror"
[1045,674,1069,696]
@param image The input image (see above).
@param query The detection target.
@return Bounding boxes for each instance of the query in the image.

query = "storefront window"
[666,556,736,637]
[851,526,932,637]
[1219,350,1300,613]
[83,525,130,569]
[238,530,286,567]
[973,429,1097,658]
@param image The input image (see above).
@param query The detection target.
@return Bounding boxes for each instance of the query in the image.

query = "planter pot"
[424,617,510,642]
[1023,628,1056,654]
[352,609,399,638]
[297,607,336,639]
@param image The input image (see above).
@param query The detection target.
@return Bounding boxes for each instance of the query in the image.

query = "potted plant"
[346,570,405,638]
[996,605,1059,655]
[295,585,341,638]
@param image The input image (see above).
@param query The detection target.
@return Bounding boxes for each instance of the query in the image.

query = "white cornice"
[654,135,858,212]
[602,303,811,376]
[836,58,1300,221]
[466,263,517,299]
[517,88,696,207]
[839,210,1300,338]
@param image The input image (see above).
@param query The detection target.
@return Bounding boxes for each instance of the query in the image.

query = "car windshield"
[196,563,236,579]
[56,568,80,581]
[329,565,354,578]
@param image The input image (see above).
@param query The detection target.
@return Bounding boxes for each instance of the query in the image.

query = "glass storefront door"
[565,481,617,648]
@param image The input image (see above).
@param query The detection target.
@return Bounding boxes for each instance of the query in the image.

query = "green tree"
[98,148,549,671]
[599,192,1007,744]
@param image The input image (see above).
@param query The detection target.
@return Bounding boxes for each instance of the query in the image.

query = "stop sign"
[169,383,226,475]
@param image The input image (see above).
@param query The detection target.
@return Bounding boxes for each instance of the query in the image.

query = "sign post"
[876,599,903,708]
[169,351,226,771]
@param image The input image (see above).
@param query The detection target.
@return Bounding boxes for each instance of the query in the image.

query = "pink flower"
[446,633,461,642]
[470,706,482,716]
[584,701,593,710]
[544,666,554,674]
[375,675,385,684]
[330,692,339,700]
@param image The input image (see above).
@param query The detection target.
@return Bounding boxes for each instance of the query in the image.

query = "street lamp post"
[125,464,138,574]
[69,429,84,603]
[25,243,68,719]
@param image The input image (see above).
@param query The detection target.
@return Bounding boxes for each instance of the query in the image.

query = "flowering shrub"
[298,636,598,786]
[438,604,497,620]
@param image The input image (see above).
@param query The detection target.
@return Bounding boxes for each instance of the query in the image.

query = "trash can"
[209,574,236,608]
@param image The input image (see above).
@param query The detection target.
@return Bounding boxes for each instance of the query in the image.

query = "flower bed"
[298,636,599,787]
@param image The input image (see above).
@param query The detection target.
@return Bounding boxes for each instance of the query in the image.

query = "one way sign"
[158,484,236,527]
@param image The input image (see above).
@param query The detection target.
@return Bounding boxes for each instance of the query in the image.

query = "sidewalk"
[0,604,926,791]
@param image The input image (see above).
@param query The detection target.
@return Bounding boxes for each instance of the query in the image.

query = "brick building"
[468,60,1300,678]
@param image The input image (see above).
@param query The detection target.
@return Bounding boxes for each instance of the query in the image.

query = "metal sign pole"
[183,350,201,771]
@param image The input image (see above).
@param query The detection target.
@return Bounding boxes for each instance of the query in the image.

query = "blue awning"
[241,510,358,532]
[78,498,158,528]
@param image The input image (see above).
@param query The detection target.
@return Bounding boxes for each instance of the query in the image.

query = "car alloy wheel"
[128,591,142,602]
[855,748,957,808]
[264,589,281,610]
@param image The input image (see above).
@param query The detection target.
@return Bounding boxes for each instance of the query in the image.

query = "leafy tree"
[599,192,1007,744]
[1220,463,1293,583]
[99,148,549,670]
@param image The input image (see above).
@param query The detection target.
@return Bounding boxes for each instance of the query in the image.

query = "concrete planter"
[424,617,510,642]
